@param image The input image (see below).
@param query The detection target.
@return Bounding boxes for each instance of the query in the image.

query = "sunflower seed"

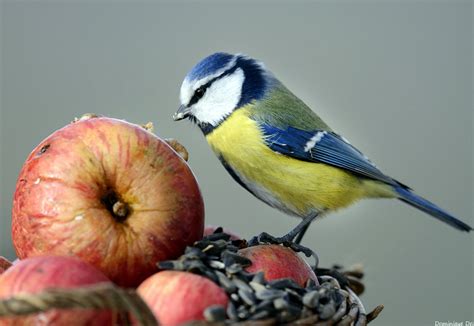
[203,270,218,283]
[225,245,240,252]
[268,278,300,290]
[237,305,250,319]
[230,239,247,249]
[184,246,206,260]
[226,302,238,321]
[205,232,231,242]
[230,293,240,302]
[226,263,242,274]
[303,291,319,308]
[156,260,174,270]
[157,260,184,270]
[273,297,289,310]
[279,304,302,322]
[251,299,274,311]
[251,271,265,284]
[209,260,225,270]
[239,288,257,306]
[318,300,336,320]
[285,288,304,302]
[255,288,286,301]
[331,298,347,322]
[233,278,253,293]
[305,278,317,289]
[185,260,207,273]
[214,226,225,233]
[194,239,211,250]
[202,246,219,256]
[203,305,226,322]
[249,281,267,293]
[237,271,254,282]
[222,251,252,267]
[215,270,236,293]
[249,309,271,320]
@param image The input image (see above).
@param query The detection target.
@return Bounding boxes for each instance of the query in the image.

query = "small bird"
[173,52,472,244]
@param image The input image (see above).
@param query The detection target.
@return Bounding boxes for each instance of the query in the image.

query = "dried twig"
[366,304,384,323]
[0,257,12,274]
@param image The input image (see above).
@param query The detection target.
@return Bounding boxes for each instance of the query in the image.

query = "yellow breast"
[206,107,377,217]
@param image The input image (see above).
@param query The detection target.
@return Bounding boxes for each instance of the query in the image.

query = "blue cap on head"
[186,52,235,81]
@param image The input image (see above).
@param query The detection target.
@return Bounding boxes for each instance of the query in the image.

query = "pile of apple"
[0,115,317,325]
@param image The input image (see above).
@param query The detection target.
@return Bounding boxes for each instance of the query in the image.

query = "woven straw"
[0,272,383,325]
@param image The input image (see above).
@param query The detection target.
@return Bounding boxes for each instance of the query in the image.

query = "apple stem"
[113,201,129,219]
[101,189,131,222]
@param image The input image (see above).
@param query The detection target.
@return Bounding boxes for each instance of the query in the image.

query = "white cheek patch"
[192,68,245,126]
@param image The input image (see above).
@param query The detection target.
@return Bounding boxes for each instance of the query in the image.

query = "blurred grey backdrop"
[1,1,472,325]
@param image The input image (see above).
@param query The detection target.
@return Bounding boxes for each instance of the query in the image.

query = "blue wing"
[260,123,399,186]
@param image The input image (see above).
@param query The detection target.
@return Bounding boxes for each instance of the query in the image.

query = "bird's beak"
[173,105,191,121]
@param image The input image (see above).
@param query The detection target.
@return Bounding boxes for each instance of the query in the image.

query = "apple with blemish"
[12,116,204,287]
[238,244,318,287]
[0,256,115,325]
[137,270,228,326]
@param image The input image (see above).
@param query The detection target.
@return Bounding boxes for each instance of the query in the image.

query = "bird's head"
[174,52,272,133]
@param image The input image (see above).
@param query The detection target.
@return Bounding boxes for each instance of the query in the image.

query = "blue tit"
[173,52,472,243]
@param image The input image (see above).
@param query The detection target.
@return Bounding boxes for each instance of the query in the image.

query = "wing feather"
[260,124,398,186]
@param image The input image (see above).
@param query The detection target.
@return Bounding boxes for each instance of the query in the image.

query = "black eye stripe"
[187,65,239,107]
[187,88,205,107]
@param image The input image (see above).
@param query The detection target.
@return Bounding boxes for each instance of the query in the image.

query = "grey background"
[1,1,472,325]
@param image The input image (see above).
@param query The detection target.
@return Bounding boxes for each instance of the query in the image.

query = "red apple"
[0,256,114,325]
[0,257,12,274]
[203,225,241,240]
[239,245,318,287]
[137,271,228,326]
[12,116,205,287]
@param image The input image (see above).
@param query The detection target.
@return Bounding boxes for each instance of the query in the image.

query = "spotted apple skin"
[239,244,318,287]
[12,117,205,287]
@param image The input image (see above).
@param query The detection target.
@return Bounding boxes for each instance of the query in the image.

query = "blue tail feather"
[395,186,472,232]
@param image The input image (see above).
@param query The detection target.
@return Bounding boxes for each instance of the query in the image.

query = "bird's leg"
[249,212,318,244]
[248,213,319,269]
[281,213,318,243]
[294,223,310,244]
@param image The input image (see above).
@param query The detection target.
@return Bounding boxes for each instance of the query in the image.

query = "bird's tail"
[394,186,472,232]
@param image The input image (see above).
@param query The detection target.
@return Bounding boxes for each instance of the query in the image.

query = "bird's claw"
[248,231,319,270]
[248,232,278,246]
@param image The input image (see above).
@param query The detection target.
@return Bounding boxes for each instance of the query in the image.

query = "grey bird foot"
[248,232,319,270]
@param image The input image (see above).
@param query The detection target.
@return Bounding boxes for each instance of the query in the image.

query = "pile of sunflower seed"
[158,228,375,325]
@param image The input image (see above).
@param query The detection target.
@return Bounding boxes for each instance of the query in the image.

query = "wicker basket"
[0,263,383,325]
